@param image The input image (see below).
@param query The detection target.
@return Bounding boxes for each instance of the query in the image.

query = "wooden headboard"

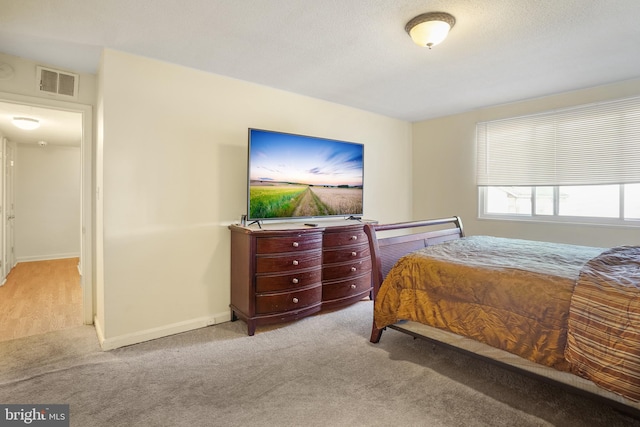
[364,217,464,299]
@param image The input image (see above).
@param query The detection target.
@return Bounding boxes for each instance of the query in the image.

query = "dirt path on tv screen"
[293,188,329,217]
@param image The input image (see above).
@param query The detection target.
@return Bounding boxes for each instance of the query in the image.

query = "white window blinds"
[476,96,640,186]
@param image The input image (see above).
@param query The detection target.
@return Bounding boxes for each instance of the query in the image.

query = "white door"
[0,138,4,284]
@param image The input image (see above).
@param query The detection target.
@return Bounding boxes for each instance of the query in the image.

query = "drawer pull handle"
[292,278,299,284]
[351,251,357,257]
[292,297,299,303]
[350,266,357,272]
[350,235,358,240]
[292,242,299,248]
[350,284,357,289]
[292,260,299,266]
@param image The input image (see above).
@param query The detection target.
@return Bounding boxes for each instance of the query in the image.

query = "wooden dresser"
[229,220,374,335]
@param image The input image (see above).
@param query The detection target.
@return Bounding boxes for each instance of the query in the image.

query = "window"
[477,96,640,225]
[481,184,640,223]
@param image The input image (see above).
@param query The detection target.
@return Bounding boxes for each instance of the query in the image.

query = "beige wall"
[96,49,412,348]
[14,143,81,261]
[0,52,96,105]
[412,78,640,247]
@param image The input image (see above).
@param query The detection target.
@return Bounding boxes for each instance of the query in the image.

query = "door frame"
[4,139,15,274]
[0,91,94,324]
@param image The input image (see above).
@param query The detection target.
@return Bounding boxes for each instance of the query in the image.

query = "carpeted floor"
[0,300,638,426]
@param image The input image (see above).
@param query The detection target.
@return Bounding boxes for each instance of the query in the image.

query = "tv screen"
[247,128,364,221]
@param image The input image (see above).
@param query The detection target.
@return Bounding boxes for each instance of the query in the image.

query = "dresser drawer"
[322,273,371,301]
[322,257,372,281]
[255,285,322,314]
[257,235,323,254]
[256,268,321,293]
[323,229,366,248]
[323,244,370,264]
[256,251,322,274]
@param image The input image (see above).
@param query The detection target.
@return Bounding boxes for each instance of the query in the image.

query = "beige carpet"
[0,301,638,426]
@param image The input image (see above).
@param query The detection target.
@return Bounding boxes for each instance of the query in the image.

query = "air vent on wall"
[36,66,79,99]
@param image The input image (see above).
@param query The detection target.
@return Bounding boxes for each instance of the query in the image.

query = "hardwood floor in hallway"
[0,258,82,342]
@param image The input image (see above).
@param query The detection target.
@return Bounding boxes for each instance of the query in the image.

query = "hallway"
[0,258,82,342]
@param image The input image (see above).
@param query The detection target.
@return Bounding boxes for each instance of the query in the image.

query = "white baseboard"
[16,253,81,263]
[97,311,232,351]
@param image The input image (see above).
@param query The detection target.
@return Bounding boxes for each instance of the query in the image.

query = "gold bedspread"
[375,236,603,371]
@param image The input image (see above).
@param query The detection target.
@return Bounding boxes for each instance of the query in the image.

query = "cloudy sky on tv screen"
[249,130,363,187]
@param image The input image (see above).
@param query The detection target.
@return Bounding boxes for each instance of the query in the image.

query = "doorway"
[0,94,93,338]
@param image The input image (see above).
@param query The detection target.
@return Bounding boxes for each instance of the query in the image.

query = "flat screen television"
[247,128,364,222]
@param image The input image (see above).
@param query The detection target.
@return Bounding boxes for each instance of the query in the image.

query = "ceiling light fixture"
[405,12,456,49]
[12,117,40,130]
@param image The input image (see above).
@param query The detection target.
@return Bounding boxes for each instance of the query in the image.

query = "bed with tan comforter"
[373,234,640,405]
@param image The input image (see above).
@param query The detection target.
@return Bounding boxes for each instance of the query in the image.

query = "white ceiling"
[0,102,82,146]
[0,0,639,128]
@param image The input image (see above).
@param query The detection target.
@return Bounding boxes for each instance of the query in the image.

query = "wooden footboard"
[363,216,464,342]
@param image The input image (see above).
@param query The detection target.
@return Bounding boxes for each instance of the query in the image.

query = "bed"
[364,217,640,417]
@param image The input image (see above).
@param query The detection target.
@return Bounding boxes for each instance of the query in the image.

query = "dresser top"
[229,218,375,233]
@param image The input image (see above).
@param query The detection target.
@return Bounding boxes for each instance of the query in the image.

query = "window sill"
[477,214,640,229]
